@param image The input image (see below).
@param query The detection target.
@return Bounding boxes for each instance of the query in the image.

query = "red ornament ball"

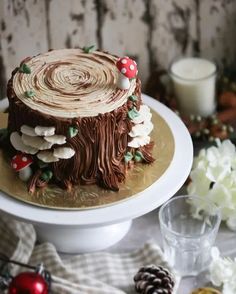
[8,272,48,294]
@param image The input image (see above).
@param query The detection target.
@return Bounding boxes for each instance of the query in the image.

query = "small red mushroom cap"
[116,57,138,79]
[11,153,33,172]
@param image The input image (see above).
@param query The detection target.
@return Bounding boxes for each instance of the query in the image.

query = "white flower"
[209,247,236,293]
[223,284,236,294]
[188,140,236,229]
[217,139,236,164]
[210,247,234,286]
[226,216,236,231]
[187,167,211,197]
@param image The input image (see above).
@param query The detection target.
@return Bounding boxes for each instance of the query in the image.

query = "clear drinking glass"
[159,195,221,277]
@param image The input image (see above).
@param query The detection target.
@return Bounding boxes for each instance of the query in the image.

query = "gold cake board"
[0,110,174,210]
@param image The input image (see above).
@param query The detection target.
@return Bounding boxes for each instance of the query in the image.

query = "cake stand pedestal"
[34,220,132,253]
[0,94,193,253]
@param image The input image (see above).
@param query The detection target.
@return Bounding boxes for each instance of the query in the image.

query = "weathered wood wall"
[0,0,236,98]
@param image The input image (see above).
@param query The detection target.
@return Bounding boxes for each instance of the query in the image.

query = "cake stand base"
[35,220,132,253]
[0,94,193,254]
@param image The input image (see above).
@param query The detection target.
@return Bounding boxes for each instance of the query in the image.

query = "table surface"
[105,186,235,294]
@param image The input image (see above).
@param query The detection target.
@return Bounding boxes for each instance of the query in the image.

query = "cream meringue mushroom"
[11,153,33,181]
[116,57,138,90]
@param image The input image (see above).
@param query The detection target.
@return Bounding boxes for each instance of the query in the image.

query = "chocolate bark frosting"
[7,48,153,191]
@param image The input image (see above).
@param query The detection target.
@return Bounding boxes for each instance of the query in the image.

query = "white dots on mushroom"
[130,64,135,70]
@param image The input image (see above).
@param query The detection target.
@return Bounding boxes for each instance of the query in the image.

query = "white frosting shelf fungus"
[10,132,38,154]
[44,135,66,145]
[129,120,153,138]
[128,104,153,148]
[37,147,75,163]
[53,147,75,159]
[35,126,55,136]
[131,105,152,124]
[10,124,74,163]
[22,134,53,150]
[20,125,37,137]
[128,135,151,148]
[37,151,59,163]
[21,124,56,137]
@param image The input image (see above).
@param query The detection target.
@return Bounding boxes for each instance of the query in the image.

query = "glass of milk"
[169,57,217,117]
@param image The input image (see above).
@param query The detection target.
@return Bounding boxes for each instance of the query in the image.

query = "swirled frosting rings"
[13,49,136,118]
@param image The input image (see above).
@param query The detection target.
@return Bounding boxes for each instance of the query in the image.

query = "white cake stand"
[0,94,193,253]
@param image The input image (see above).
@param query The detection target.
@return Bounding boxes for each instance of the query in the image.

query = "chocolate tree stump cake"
[5,48,154,193]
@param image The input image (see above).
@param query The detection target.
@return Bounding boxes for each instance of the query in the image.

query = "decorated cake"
[6,47,154,192]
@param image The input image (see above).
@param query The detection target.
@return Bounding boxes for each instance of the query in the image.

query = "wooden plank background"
[0,0,236,98]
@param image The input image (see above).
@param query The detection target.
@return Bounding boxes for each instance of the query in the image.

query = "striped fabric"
[0,213,180,294]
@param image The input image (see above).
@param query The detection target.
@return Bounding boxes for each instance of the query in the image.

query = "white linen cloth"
[0,214,180,293]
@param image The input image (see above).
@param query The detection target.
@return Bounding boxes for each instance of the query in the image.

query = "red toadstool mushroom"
[116,56,138,90]
[11,153,33,182]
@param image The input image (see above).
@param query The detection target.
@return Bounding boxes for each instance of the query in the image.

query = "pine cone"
[134,265,174,294]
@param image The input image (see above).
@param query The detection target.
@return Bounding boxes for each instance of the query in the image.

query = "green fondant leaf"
[134,155,142,162]
[68,126,78,138]
[128,107,140,120]
[24,90,35,98]
[19,63,31,74]
[134,151,144,162]
[124,151,133,163]
[128,95,138,102]
[0,128,8,141]
[38,160,49,169]
[82,45,96,53]
[41,170,53,181]
[136,150,144,158]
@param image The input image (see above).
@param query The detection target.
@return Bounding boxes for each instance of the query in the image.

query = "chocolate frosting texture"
[12,49,136,118]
